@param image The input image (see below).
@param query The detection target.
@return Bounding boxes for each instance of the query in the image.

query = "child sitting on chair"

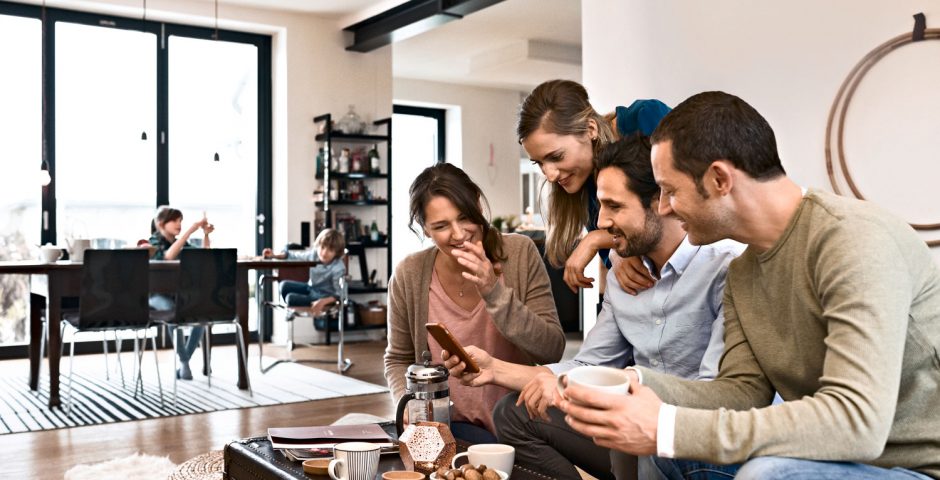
[262,228,346,315]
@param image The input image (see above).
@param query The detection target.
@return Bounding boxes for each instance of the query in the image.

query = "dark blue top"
[584,176,612,269]
[585,100,673,270]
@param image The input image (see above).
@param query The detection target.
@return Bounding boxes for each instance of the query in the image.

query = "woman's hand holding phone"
[426,322,480,374]
[443,345,494,387]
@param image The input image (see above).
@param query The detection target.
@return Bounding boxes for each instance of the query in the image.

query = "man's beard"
[609,209,663,259]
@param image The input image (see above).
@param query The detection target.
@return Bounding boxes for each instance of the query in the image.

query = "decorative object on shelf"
[370,220,380,242]
[338,148,351,173]
[337,105,366,134]
[825,12,940,247]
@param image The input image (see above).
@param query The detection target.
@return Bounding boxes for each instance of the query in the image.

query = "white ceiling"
[211,0,582,91]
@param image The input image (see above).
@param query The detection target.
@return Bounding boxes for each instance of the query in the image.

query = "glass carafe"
[395,361,450,435]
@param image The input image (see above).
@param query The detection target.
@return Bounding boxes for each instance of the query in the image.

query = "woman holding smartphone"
[385,163,564,443]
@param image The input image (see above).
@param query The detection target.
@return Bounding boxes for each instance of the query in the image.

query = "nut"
[482,469,500,480]
[463,469,483,480]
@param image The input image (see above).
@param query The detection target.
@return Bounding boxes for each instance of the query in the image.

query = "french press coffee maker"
[395,352,450,436]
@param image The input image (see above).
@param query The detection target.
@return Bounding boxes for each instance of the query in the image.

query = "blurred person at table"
[384,163,564,443]
[261,228,346,316]
[148,205,214,380]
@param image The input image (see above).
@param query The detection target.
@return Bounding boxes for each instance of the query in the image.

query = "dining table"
[0,257,320,408]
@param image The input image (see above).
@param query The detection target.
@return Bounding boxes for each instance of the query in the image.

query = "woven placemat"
[168,450,224,480]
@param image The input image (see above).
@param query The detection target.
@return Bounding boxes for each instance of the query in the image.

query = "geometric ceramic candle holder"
[398,421,457,475]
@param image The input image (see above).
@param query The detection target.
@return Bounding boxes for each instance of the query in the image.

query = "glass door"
[167,35,258,257]
[0,13,41,347]
[391,106,446,271]
[168,34,260,330]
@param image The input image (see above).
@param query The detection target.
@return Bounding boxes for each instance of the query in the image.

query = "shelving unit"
[312,113,392,319]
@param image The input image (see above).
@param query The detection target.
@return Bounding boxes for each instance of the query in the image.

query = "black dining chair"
[61,248,162,414]
[151,248,252,403]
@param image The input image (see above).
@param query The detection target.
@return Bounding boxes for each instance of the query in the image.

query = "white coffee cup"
[329,442,381,480]
[556,365,631,401]
[451,443,515,476]
[40,246,63,263]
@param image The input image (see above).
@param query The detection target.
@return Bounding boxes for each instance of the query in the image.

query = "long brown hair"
[409,163,506,264]
[517,79,616,267]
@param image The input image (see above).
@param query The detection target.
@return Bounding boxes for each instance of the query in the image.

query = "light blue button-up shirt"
[547,237,744,380]
[286,248,346,298]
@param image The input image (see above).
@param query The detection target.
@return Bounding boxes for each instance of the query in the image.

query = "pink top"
[427,269,530,434]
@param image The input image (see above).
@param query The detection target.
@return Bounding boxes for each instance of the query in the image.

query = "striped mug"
[329,442,381,480]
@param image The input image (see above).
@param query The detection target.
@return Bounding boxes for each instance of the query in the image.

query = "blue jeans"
[279,280,331,307]
[652,456,931,480]
[150,294,204,364]
[173,325,204,363]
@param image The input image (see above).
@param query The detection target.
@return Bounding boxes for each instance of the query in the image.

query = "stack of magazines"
[268,423,399,461]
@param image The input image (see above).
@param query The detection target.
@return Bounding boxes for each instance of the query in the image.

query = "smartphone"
[426,322,480,374]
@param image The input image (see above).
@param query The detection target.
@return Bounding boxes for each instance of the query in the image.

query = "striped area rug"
[0,354,387,434]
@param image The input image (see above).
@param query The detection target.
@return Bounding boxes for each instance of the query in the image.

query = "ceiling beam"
[344,0,504,53]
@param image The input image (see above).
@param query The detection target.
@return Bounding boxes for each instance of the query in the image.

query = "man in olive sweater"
[556,91,940,479]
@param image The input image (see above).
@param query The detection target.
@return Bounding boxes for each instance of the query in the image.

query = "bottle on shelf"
[315,148,324,176]
[338,148,350,174]
[370,220,380,242]
[368,144,381,174]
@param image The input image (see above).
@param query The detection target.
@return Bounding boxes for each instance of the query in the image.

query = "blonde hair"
[518,80,617,267]
[315,228,346,256]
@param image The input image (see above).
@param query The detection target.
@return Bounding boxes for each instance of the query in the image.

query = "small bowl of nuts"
[429,464,508,480]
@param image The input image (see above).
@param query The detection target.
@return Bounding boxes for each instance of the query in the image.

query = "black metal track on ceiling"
[344,0,504,53]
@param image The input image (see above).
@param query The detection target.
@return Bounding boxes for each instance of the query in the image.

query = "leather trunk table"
[224,435,554,480]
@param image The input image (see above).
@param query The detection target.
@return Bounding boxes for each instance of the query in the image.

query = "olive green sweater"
[384,234,564,401]
[640,190,940,478]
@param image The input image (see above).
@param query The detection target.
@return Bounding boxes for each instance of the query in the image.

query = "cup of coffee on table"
[451,444,515,476]
[556,365,631,403]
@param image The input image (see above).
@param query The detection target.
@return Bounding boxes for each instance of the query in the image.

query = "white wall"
[393,78,523,221]
[583,0,940,262]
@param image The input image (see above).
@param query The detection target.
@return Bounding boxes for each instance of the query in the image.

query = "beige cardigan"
[384,233,564,401]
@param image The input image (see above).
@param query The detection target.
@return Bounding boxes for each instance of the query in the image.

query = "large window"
[55,22,157,244]
[0,3,271,354]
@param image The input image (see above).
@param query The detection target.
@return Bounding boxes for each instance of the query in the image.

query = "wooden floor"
[2,340,398,479]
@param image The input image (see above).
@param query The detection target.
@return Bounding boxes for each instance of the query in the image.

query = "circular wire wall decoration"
[825,22,940,247]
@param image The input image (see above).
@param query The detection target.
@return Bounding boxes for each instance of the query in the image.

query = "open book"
[268,423,396,450]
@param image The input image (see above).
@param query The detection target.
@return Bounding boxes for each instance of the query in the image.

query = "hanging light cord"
[41,0,46,169]
[214,0,219,40]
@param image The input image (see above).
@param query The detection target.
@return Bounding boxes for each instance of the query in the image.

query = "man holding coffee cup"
[557,92,940,479]
[443,135,743,480]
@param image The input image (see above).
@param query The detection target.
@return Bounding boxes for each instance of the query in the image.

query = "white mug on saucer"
[451,443,515,476]
[329,442,381,480]
[556,365,631,402]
